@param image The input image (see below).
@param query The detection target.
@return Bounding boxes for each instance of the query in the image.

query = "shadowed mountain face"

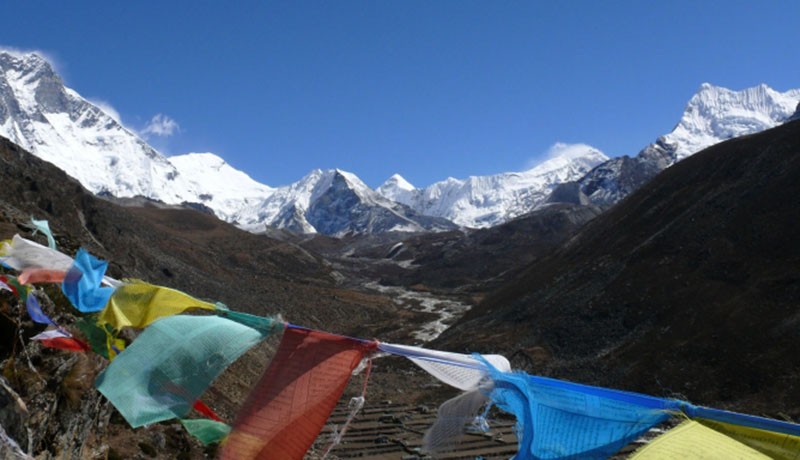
[437,120,800,418]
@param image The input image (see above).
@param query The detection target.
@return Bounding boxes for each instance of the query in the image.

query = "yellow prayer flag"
[631,420,770,459]
[106,334,126,361]
[698,418,800,460]
[99,281,216,330]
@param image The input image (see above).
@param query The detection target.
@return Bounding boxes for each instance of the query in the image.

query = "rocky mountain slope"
[575,83,800,206]
[436,119,800,419]
[0,133,448,457]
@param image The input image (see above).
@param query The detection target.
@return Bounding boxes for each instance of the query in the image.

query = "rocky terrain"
[437,119,800,420]
[2,118,800,458]
[0,135,464,458]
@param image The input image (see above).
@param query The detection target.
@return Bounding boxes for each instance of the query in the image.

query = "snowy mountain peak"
[377,173,416,203]
[233,167,456,235]
[0,50,272,223]
[526,143,608,177]
[377,143,608,228]
[577,83,800,207]
[669,83,800,160]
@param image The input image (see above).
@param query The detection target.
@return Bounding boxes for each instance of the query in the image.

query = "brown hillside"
[437,120,800,419]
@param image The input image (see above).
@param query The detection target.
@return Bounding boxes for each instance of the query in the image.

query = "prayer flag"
[480,357,679,459]
[18,269,66,285]
[62,249,115,313]
[0,235,73,272]
[379,342,510,391]
[697,418,800,460]
[31,329,91,352]
[30,218,56,250]
[630,420,769,459]
[181,419,231,446]
[25,291,56,326]
[220,326,377,460]
[95,314,277,427]
[98,281,216,330]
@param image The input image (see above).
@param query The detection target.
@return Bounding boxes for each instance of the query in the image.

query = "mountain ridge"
[2,50,798,236]
[575,83,800,207]
[436,119,800,417]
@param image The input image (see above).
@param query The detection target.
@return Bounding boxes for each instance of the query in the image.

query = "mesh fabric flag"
[0,235,74,271]
[30,218,56,250]
[62,248,115,313]
[75,317,113,359]
[220,326,377,460]
[95,314,277,427]
[18,269,66,285]
[423,389,491,454]
[0,275,27,298]
[25,291,56,326]
[379,342,510,391]
[696,418,800,459]
[31,329,91,352]
[181,419,232,446]
[630,420,769,459]
[98,281,216,330]
[480,357,679,460]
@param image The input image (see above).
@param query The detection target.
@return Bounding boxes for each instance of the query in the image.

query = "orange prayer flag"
[18,268,66,285]
[220,327,376,460]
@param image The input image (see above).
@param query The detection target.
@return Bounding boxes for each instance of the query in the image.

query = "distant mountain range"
[1,50,798,235]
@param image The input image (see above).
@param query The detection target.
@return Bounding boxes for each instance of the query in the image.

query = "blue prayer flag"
[479,356,680,459]
[61,249,115,313]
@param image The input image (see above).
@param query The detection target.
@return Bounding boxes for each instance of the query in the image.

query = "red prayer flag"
[193,400,223,422]
[220,327,376,460]
[39,337,91,352]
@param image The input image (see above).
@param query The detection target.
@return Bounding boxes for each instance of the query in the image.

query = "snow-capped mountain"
[577,83,800,206]
[0,50,272,222]
[3,50,798,236]
[377,144,608,228]
[233,168,457,235]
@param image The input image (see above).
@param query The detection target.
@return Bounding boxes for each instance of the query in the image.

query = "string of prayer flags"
[0,234,74,272]
[98,280,216,331]
[378,342,510,391]
[681,403,800,438]
[630,420,770,459]
[479,356,680,460]
[220,326,378,460]
[30,218,56,250]
[95,313,278,427]
[61,248,115,313]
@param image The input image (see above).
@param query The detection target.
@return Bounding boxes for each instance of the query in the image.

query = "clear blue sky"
[3,1,798,188]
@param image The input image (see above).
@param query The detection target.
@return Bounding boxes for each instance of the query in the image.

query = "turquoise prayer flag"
[95,314,278,428]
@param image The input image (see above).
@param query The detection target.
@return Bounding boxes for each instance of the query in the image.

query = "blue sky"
[2,1,798,188]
